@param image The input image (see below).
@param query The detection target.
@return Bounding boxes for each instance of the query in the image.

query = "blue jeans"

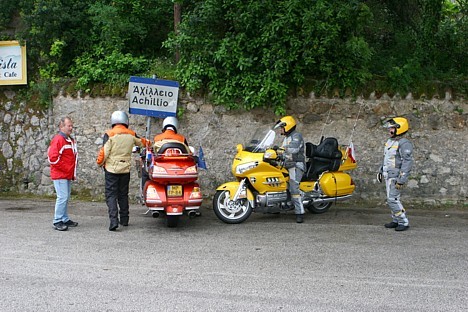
[53,179,72,224]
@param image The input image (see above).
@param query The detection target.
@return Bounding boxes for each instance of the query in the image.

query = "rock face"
[1,90,467,206]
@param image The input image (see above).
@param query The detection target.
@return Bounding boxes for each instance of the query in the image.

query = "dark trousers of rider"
[105,169,130,224]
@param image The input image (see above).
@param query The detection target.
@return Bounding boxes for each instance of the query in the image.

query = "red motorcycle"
[141,142,203,227]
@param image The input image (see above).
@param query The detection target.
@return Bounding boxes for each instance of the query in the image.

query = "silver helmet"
[162,116,179,133]
[111,111,129,127]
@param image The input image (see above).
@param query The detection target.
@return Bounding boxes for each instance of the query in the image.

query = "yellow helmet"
[274,116,297,133]
[384,117,409,135]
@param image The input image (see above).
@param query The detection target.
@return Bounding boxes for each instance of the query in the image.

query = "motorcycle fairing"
[216,181,255,201]
[144,181,202,210]
[319,172,355,196]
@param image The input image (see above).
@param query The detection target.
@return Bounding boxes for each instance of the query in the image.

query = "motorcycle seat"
[307,138,342,159]
[157,142,190,155]
[304,138,342,181]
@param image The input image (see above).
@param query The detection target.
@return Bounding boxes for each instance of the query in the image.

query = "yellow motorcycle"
[213,127,357,223]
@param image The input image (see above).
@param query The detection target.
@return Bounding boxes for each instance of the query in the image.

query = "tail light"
[190,186,202,199]
[152,166,167,174]
[146,184,160,200]
[185,165,197,174]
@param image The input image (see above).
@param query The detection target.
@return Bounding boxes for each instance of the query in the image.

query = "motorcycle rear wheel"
[213,190,252,224]
[166,215,179,228]
[305,201,332,214]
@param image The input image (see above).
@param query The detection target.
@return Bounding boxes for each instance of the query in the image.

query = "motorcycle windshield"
[244,128,277,152]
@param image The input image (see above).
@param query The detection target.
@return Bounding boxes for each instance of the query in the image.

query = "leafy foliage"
[165,0,374,113]
[19,0,94,79]
[0,0,17,34]
[15,0,174,89]
[70,49,149,90]
[364,0,467,93]
[0,0,465,112]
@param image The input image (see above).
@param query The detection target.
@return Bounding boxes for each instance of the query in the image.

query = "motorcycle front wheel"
[305,201,332,214]
[213,190,253,224]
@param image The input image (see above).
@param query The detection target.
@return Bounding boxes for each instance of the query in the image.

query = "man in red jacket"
[47,116,78,231]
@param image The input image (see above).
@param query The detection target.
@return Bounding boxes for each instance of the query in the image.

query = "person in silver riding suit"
[274,116,306,223]
[377,117,414,231]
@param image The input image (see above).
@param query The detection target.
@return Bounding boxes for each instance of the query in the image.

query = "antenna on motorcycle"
[319,102,335,143]
[348,101,363,146]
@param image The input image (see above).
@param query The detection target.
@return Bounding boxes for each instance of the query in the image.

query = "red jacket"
[48,132,78,180]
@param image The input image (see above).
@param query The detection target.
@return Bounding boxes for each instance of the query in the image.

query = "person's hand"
[395,182,404,190]
[276,151,285,161]
[376,172,383,183]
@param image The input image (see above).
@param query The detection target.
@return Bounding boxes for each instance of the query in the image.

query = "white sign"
[0,41,27,85]
[128,76,179,118]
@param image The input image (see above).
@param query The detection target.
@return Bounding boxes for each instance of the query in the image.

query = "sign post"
[128,76,180,200]
[128,76,179,118]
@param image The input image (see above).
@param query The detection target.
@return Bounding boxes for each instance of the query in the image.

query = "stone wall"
[1,89,467,206]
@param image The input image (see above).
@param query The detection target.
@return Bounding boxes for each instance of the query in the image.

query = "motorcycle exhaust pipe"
[304,195,353,204]
[188,210,198,219]
[152,211,160,218]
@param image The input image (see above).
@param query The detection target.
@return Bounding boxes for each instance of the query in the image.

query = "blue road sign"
[128,76,180,118]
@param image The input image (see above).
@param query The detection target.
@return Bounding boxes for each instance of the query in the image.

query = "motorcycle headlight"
[236,161,258,174]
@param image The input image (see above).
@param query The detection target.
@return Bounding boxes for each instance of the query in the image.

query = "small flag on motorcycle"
[197,146,208,170]
[346,142,356,163]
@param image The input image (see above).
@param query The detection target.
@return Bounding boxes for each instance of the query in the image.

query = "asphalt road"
[0,198,467,312]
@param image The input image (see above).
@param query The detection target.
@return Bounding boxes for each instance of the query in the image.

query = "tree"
[165,0,373,113]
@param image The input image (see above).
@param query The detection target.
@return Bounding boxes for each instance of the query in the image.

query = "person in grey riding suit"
[377,117,414,231]
[274,116,306,223]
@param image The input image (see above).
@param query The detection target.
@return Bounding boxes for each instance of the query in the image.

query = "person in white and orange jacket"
[48,116,78,231]
[96,111,149,231]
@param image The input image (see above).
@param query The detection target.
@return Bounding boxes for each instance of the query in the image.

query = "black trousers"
[104,169,130,222]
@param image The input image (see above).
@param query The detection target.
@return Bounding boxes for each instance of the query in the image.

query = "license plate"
[167,185,182,197]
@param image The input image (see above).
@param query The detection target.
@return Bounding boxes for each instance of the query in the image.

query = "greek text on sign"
[128,76,179,118]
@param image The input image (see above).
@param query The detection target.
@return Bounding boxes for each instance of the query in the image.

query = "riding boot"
[291,195,305,223]
[296,214,304,223]
[120,216,129,226]
[109,219,119,231]
[291,196,305,213]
